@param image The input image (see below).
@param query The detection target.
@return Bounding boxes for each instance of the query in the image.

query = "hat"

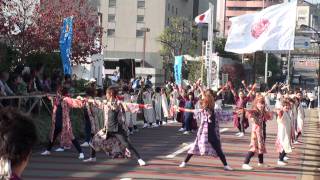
[89,78,96,83]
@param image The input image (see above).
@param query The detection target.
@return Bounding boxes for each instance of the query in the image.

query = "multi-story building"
[97,0,194,83]
[297,0,319,29]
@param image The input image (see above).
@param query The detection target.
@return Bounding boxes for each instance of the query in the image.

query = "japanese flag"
[195,9,211,24]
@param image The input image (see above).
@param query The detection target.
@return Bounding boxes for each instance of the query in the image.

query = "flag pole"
[264,52,269,84]
[207,3,213,88]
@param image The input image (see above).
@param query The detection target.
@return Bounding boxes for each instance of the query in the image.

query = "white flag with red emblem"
[195,9,211,24]
[225,1,297,54]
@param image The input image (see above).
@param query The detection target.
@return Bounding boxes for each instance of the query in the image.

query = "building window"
[107,29,115,36]
[168,3,170,11]
[172,5,174,13]
[137,15,144,23]
[137,0,145,8]
[136,30,144,37]
[176,8,178,15]
[108,14,115,22]
[109,0,116,8]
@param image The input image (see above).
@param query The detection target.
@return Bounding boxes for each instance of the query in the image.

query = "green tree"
[214,37,240,61]
[254,52,281,86]
[158,17,200,81]
[158,17,199,57]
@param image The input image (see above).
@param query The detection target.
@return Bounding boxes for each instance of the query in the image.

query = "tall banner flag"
[174,56,183,85]
[195,8,211,24]
[59,16,74,75]
[225,1,297,54]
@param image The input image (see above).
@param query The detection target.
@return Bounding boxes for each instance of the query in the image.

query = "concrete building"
[297,0,320,29]
[96,0,194,84]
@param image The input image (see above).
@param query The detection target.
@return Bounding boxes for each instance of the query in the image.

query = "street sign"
[205,41,211,68]
[294,36,310,49]
[222,73,228,85]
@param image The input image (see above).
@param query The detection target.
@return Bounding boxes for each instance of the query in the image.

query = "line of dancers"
[39,80,305,171]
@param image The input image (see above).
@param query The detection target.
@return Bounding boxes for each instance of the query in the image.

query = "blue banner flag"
[174,56,183,85]
[59,17,73,75]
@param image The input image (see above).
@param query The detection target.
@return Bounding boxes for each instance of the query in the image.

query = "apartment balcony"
[226,0,278,8]
[226,10,258,17]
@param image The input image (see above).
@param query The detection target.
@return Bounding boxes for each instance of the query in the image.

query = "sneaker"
[237,132,244,137]
[242,164,253,170]
[143,124,148,128]
[55,147,65,152]
[41,150,51,156]
[178,128,185,132]
[64,146,71,150]
[83,157,96,162]
[163,121,167,125]
[183,131,191,135]
[78,153,85,160]
[293,141,302,145]
[134,129,139,132]
[258,163,270,168]
[283,156,290,161]
[224,165,233,171]
[152,124,159,128]
[138,159,146,166]
[179,162,186,168]
[277,160,287,166]
[129,131,134,135]
[235,132,241,136]
[80,142,90,147]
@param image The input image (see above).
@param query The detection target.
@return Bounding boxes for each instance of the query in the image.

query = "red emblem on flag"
[199,14,205,21]
[251,19,270,39]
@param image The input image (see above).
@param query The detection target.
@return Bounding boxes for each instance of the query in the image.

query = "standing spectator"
[0,107,38,180]
[307,90,316,109]
[11,74,27,95]
[0,72,15,96]
[146,75,153,88]
[110,71,120,85]
[42,74,51,92]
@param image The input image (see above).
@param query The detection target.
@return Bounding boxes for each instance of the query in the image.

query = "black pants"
[184,140,228,166]
[237,114,245,133]
[244,151,264,164]
[263,121,267,142]
[84,117,92,142]
[279,150,286,161]
[47,118,82,153]
[47,126,82,153]
[184,122,228,166]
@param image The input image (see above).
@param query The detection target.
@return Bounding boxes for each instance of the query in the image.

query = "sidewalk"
[300,109,320,180]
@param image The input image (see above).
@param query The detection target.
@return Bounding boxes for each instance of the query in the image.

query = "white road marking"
[166,143,193,158]
[166,128,229,158]
[220,128,229,133]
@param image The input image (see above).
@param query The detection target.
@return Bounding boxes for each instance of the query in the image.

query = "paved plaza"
[23,109,320,180]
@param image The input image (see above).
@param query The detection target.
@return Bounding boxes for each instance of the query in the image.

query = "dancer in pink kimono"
[178,89,233,171]
[228,82,255,137]
[242,96,273,170]
[41,86,85,159]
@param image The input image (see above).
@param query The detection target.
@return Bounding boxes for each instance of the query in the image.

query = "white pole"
[264,52,269,84]
[287,51,291,86]
[207,3,214,88]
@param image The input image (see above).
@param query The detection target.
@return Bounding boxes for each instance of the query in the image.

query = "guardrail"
[0,93,85,115]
